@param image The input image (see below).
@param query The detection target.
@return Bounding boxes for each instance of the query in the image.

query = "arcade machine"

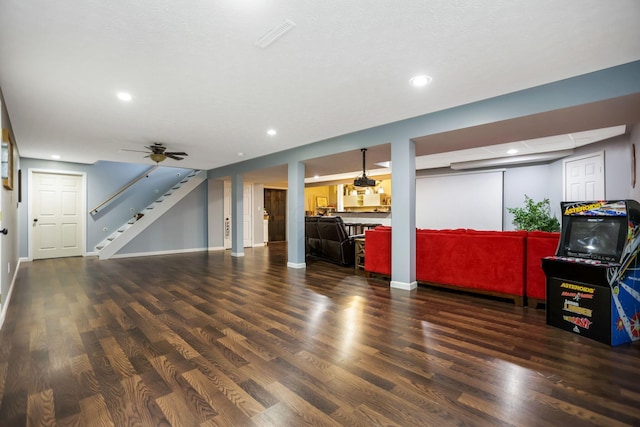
[541,200,640,346]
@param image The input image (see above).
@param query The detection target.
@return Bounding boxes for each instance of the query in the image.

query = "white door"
[32,172,83,259]
[243,183,252,247]
[563,152,604,201]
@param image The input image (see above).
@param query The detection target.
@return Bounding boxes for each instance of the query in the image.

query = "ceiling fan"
[122,143,188,163]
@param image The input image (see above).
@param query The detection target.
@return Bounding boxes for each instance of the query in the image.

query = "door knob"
[33,218,38,222]
[0,228,7,235]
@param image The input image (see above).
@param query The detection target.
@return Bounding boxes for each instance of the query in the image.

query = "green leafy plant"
[507,195,560,232]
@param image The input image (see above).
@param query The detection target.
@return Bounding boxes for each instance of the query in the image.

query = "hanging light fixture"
[149,153,166,163]
[354,148,376,187]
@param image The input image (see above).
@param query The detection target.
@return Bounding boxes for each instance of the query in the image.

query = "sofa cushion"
[364,227,391,275]
[416,229,526,296]
[526,231,560,300]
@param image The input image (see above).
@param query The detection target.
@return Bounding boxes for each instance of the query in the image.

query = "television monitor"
[560,216,627,262]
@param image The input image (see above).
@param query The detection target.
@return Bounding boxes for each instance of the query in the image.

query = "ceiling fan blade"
[166,154,184,160]
[165,151,188,156]
[145,145,166,152]
[121,148,149,153]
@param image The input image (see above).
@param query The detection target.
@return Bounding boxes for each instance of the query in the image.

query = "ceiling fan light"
[150,153,166,163]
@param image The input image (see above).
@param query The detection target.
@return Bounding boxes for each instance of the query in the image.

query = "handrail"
[89,165,159,215]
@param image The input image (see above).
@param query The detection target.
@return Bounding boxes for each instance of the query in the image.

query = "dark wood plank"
[0,243,637,426]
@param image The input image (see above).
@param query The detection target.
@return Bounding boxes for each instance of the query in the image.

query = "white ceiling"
[1,1,640,177]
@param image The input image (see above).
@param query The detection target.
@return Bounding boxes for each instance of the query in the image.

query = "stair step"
[97,169,203,259]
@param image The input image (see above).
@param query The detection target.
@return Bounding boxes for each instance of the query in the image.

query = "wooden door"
[264,189,286,242]
[32,172,83,259]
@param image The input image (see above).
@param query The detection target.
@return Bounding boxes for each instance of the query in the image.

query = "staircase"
[95,170,206,260]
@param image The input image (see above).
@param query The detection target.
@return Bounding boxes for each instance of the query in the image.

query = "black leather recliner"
[305,216,355,266]
[305,216,322,256]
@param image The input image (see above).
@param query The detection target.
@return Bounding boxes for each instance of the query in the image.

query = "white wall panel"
[416,170,503,231]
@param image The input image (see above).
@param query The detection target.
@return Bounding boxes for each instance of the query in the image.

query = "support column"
[287,161,306,269]
[231,173,244,257]
[390,139,417,290]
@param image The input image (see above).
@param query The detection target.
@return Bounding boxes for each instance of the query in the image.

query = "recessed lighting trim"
[117,92,132,101]
[237,152,244,157]
[267,129,277,136]
[51,154,61,160]
[507,149,519,155]
[409,75,432,87]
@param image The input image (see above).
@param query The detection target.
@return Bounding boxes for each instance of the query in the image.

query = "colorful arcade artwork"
[542,200,640,346]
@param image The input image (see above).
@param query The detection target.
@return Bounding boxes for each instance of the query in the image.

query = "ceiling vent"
[255,19,296,48]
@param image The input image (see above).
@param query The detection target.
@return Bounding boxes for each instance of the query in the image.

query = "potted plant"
[507,195,560,232]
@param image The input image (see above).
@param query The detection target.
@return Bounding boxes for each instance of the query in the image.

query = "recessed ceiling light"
[267,129,277,136]
[51,154,61,160]
[409,75,432,87]
[237,152,244,157]
[117,92,132,101]
[314,175,319,179]
[507,149,519,155]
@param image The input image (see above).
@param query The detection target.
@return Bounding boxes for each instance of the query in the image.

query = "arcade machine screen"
[562,216,626,263]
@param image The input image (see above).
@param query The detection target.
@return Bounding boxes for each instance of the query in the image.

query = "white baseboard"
[84,251,99,257]
[390,280,418,290]
[0,258,21,330]
[231,251,245,257]
[208,246,225,251]
[109,247,208,259]
[287,262,306,269]
[19,256,31,263]
[252,243,266,248]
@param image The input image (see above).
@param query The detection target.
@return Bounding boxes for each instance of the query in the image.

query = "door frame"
[562,151,605,201]
[223,179,231,249]
[243,182,253,248]
[27,168,87,261]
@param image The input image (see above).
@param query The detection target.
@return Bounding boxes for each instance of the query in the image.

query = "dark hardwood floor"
[0,243,639,426]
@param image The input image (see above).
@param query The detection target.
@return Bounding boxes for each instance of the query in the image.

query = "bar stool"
[362,223,382,233]
[344,223,358,236]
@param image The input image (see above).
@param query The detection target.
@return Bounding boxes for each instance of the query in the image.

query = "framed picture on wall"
[1,128,13,190]
[317,196,328,207]
[632,143,636,189]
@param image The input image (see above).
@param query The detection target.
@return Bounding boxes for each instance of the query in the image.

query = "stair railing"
[89,165,159,216]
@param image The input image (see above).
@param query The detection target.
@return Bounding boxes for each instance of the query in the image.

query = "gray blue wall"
[207,179,225,249]
[118,181,208,256]
[18,158,206,258]
[632,124,640,202]
[0,90,20,315]
[413,129,636,231]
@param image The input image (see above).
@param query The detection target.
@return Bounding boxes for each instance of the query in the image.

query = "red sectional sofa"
[364,227,560,307]
[525,231,560,308]
[363,225,392,276]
